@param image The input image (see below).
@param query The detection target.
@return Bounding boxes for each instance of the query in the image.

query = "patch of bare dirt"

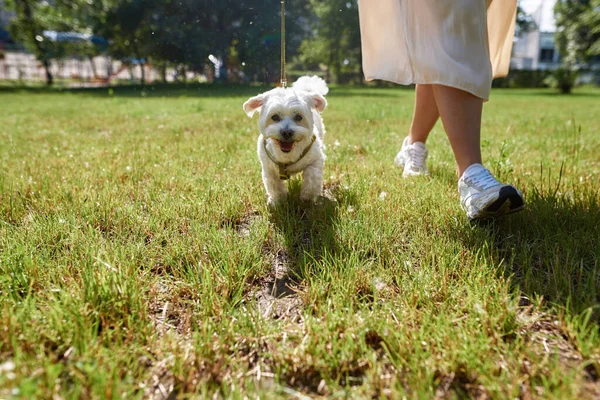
[515,300,600,398]
[432,298,600,399]
[254,247,304,322]
[141,353,179,400]
[434,367,489,400]
[219,210,260,237]
[144,281,198,399]
[148,280,195,336]
[321,181,341,203]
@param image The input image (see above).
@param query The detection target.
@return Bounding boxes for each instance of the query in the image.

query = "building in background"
[511,0,560,70]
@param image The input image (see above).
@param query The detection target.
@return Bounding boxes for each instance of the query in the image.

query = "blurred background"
[0,0,598,92]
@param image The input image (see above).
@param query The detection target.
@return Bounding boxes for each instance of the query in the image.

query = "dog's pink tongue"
[280,141,294,152]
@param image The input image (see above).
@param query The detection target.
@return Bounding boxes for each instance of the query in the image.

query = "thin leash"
[280,0,287,88]
[267,0,317,180]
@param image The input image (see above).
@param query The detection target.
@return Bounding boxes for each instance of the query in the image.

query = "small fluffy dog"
[243,76,328,205]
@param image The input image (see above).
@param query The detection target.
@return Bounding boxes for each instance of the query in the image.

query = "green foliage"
[553,0,600,93]
[5,0,313,84]
[5,0,104,85]
[84,0,312,83]
[545,67,579,94]
[296,0,361,83]
[6,0,53,84]
[516,5,537,34]
[492,69,552,89]
[554,0,600,65]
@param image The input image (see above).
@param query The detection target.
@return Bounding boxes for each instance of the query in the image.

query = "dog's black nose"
[280,129,294,140]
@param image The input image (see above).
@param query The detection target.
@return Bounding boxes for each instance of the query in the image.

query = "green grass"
[1,84,599,398]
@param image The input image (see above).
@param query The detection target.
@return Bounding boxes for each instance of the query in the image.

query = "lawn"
[0,84,599,399]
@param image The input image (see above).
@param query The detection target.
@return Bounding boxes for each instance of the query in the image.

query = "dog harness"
[263,135,317,180]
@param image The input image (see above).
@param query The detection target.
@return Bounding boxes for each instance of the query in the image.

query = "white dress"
[358,0,517,100]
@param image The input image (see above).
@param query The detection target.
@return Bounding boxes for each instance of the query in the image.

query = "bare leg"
[431,85,483,177]
[408,84,439,144]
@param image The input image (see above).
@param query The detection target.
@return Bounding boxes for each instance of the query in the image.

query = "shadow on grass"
[464,191,600,316]
[265,180,356,296]
[428,161,600,315]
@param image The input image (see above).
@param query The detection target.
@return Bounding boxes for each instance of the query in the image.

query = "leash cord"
[280,0,287,88]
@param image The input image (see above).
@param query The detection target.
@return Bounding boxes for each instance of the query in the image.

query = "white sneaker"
[395,137,428,177]
[458,163,525,220]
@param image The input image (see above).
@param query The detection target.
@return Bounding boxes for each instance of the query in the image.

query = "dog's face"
[243,88,326,158]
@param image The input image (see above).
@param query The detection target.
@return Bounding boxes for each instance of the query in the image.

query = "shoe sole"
[402,170,428,177]
[470,186,525,220]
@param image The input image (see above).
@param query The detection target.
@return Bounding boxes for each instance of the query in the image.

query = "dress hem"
[363,74,490,101]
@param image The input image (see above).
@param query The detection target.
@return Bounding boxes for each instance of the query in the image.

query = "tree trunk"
[107,56,112,78]
[140,61,145,85]
[17,0,53,85]
[180,65,186,83]
[88,56,98,79]
[161,63,167,83]
[219,53,227,82]
[42,58,53,86]
[560,83,572,94]
[326,49,333,82]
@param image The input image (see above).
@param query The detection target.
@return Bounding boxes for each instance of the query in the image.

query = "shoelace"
[464,168,501,190]
[408,144,427,169]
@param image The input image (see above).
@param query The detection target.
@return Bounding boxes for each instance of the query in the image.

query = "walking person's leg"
[430,84,524,219]
[406,83,485,179]
[395,84,438,176]
[431,84,482,178]
[359,0,524,219]
[398,82,524,219]
[408,84,439,144]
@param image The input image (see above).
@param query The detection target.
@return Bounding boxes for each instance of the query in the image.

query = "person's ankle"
[458,161,483,178]
[408,134,427,145]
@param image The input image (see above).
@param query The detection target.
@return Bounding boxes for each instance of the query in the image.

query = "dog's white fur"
[243,76,328,205]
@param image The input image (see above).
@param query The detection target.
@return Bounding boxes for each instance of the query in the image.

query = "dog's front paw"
[267,194,287,207]
[299,193,318,204]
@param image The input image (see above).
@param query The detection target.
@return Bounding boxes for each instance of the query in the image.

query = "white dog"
[243,76,328,205]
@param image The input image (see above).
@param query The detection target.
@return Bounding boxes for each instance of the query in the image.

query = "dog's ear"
[307,93,327,113]
[243,94,264,118]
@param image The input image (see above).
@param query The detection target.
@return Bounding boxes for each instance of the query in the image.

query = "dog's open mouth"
[277,140,296,153]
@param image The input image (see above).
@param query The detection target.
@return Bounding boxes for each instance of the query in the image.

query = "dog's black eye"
[271,114,281,122]
[294,114,303,122]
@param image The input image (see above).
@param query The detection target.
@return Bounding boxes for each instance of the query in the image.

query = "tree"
[6,0,103,85]
[296,0,361,83]
[89,0,156,84]
[7,0,317,85]
[139,0,309,84]
[233,0,307,83]
[91,0,294,84]
[554,0,600,93]
[6,0,55,85]
[516,5,537,35]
